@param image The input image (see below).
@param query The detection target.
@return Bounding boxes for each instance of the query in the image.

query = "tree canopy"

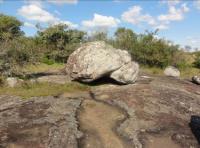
[0,14,24,41]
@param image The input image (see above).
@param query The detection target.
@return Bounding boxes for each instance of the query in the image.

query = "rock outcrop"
[164,66,180,77]
[65,41,139,84]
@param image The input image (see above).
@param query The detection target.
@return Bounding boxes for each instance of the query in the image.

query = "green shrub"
[42,43,79,63]
[0,75,5,86]
[194,58,200,68]
[42,56,55,65]
[194,52,200,68]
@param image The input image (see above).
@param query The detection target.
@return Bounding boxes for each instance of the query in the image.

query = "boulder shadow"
[76,76,125,86]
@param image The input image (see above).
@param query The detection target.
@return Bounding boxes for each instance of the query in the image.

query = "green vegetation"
[0,82,89,98]
[0,13,200,85]
[0,14,24,41]
[194,52,200,68]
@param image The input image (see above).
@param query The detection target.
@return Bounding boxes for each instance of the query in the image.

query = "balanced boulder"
[164,66,180,77]
[65,41,139,84]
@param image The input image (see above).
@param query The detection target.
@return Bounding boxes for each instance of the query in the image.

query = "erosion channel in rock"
[78,98,133,148]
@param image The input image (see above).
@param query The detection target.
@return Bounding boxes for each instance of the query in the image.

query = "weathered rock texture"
[164,66,180,77]
[65,41,139,84]
[91,75,200,148]
[0,74,200,148]
[0,96,82,148]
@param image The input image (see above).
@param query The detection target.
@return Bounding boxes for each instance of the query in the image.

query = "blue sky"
[0,0,200,50]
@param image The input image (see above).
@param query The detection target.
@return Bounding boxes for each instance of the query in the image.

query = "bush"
[171,50,192,70]
[42,57,55,65]
[194,59,200,68]
[0,75,5,86]
[42,43,80,63]
[0,14,24,41]
[0,37,42,76]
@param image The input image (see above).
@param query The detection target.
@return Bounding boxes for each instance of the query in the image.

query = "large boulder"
[65,41,139,84]
[164,66,180,77]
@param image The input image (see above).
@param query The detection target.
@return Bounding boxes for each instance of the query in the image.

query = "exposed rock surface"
[164,66,180,77]
[0,96,82,148]
[0,74,200,148]
[91,75,200,148]
[65,41,139,84]
[34,75,71,84]
[192,76,200,85]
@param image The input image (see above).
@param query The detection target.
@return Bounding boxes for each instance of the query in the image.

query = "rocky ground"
[0,73,200,148]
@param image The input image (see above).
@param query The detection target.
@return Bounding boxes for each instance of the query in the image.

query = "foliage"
[194,52,200,68]
[88,31,108,42]
[38,24,85,50]
[36,24,85,63]
[0,37,43,76]
[0,13,199,80]
[171,50,192,69]
[0,14,24,41]
[113,28,183,68]
[114,27,137,51]
[43,43,79,63]
[0,75,5,86]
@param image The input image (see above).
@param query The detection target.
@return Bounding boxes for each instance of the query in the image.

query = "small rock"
[164,66,180,77]
[6,77,18,87]
[192,76,200,85]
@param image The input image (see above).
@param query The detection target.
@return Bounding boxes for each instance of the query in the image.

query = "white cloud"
[121,6,156,26]
[0,0,3,3]
[18,4,57,23]
[25,0,78,5]
[155,24,169,30]
[48,0,78,5]
[194,0,200,10]
[121,3,189,30]
[82,13,120,29]
[24,22,36,28]
[160,0,180,6]
[158,3,189,22]
[24,0,43,7]
[18,4,77,28]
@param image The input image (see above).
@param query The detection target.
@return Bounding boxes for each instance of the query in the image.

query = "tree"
[114,27,137,51]
[0,14,24,41]
[135,30,179,68]
[194,52,200,68]
[88,31,108,41]
[38,24,85,50]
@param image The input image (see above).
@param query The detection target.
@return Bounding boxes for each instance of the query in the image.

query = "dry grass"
[0,82,90,98]
[23,63,65,73]
[141,66,200,79]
